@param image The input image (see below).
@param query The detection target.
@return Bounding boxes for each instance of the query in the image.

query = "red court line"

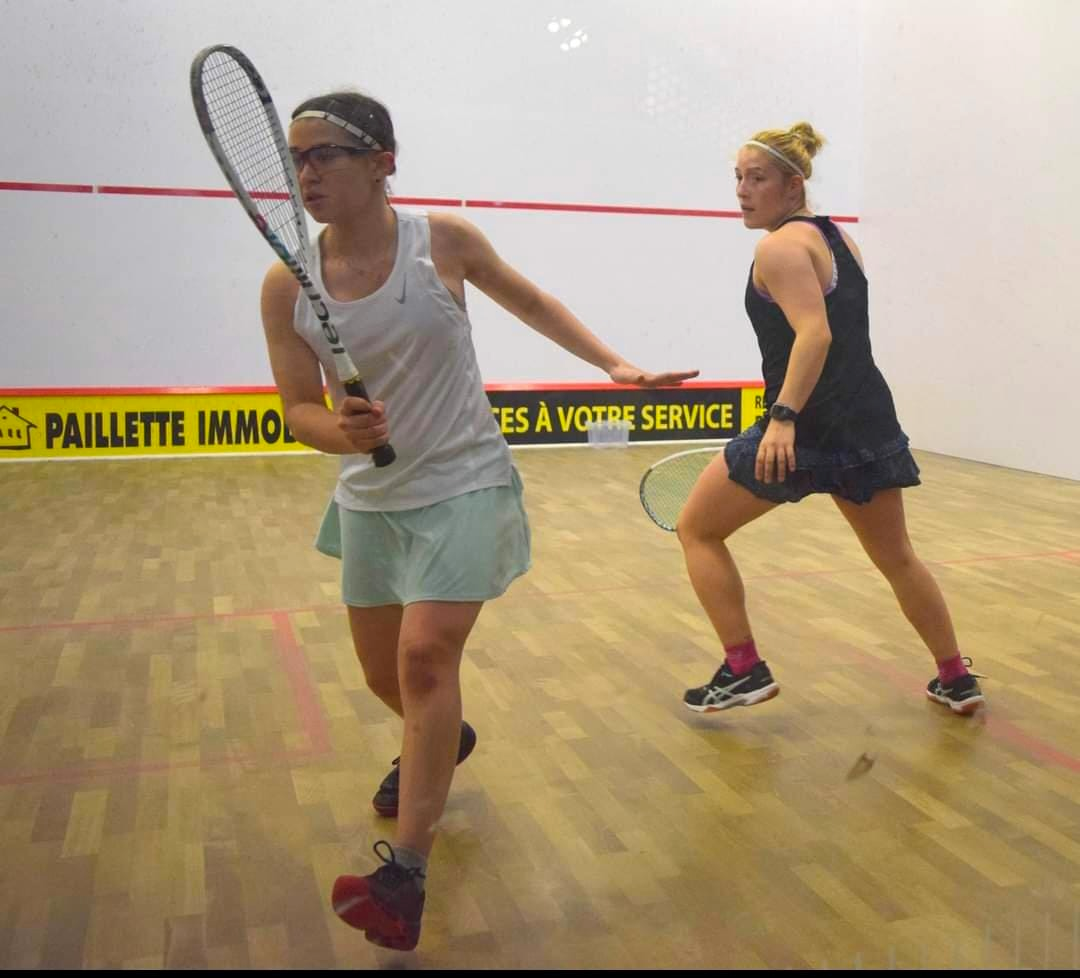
[392,196,464,207]
[1,181,92,194]
[0,746,321,788]
[0,380,756,397]
[95,185,237,198]
[0,602,341,634]
[465,199,744,218]
[985,715,1080,773]
[483,380,756,391]
[0,181,860,221]
[97,186,291,201]
[933,550,1080,568]
[845,652,1080,774]
[464,198,861,222]
[2,540,1077,781]
[537,549,1080,773]
[0,610,333,787]
[532,549,1080,596]
[0,385,283,396]
[741,549,1080,582]
[3,547,1074,637]
[272,611,331,755]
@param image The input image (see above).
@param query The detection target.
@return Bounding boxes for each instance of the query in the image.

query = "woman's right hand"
[338,396,390,455]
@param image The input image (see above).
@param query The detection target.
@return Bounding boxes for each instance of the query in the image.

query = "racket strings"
[640,451,718,530]
[196,51,306,261]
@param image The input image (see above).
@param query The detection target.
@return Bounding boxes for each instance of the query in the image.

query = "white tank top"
[293,210,512,511]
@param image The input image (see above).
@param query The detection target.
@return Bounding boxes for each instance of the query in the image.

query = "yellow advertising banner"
[0,390,305,460]
[0,384,766,460]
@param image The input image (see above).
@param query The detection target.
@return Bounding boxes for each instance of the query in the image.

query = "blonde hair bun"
[748,122,826,179]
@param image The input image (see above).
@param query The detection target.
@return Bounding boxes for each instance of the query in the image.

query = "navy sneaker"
[373,720,477,817]
[332,841,426,950]
[927,660,986,715]
[683,661,780,713]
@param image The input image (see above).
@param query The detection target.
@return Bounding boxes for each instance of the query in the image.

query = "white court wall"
[859,0,1080,480]
[0,0,861,387]
[5,1,1075,479]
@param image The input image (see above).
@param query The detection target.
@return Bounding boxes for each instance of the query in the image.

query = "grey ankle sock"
[392,845,427,891]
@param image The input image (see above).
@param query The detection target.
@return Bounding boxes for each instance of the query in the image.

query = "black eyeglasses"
[289,143,374,173]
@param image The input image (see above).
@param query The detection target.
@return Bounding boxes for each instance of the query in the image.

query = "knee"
[870,544,919,580]
[676,507,731,549]
[398,640,458,699]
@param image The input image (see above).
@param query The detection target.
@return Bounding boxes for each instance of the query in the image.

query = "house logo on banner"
[0,385,766,459]
[0,393,309,460]
[0,405,38,451]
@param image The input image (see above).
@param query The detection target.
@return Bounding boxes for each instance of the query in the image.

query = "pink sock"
[937,654,969,685]
[725,639,761,677]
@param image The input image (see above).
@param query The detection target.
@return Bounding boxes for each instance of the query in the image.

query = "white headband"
[745,140,806,178]
[294,110,384,152]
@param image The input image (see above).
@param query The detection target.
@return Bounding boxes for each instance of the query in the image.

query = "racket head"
[639,446,724,531]
[190,45,309,269]
[191,45,395,468]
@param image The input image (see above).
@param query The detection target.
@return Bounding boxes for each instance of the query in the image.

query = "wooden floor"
[1,446,1078,970]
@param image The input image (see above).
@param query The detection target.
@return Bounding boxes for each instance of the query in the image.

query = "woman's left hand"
[756,419,797,483]
[609,363,700,388]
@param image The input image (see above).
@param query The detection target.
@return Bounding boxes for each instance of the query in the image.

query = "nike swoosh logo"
[395,275,406,304]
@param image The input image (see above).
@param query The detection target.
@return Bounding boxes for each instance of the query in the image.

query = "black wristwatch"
[768,402,799,423]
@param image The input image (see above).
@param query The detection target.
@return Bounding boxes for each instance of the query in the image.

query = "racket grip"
[343,378,396,468]
[372,444,396,468]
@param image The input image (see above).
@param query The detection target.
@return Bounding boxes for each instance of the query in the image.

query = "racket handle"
[371,444,397,468]
[343,378,396,468]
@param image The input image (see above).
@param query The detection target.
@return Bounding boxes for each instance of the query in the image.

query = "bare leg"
[394,601,482,857]
[832,489,959,663]
[346,604,405,715]
[676,453,778,647]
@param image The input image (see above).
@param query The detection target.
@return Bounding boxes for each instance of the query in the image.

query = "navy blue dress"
[724,215,920,504]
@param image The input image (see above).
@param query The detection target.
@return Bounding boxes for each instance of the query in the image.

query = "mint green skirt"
[315,468,531,607]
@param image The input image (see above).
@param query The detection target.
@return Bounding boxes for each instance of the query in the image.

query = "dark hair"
[291,91,397,157]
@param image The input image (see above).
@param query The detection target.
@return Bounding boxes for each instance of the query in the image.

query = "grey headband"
[745,140,806,178]
[294,109,384,152]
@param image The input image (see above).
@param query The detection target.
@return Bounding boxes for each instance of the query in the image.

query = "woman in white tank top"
[259,90,696,950]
